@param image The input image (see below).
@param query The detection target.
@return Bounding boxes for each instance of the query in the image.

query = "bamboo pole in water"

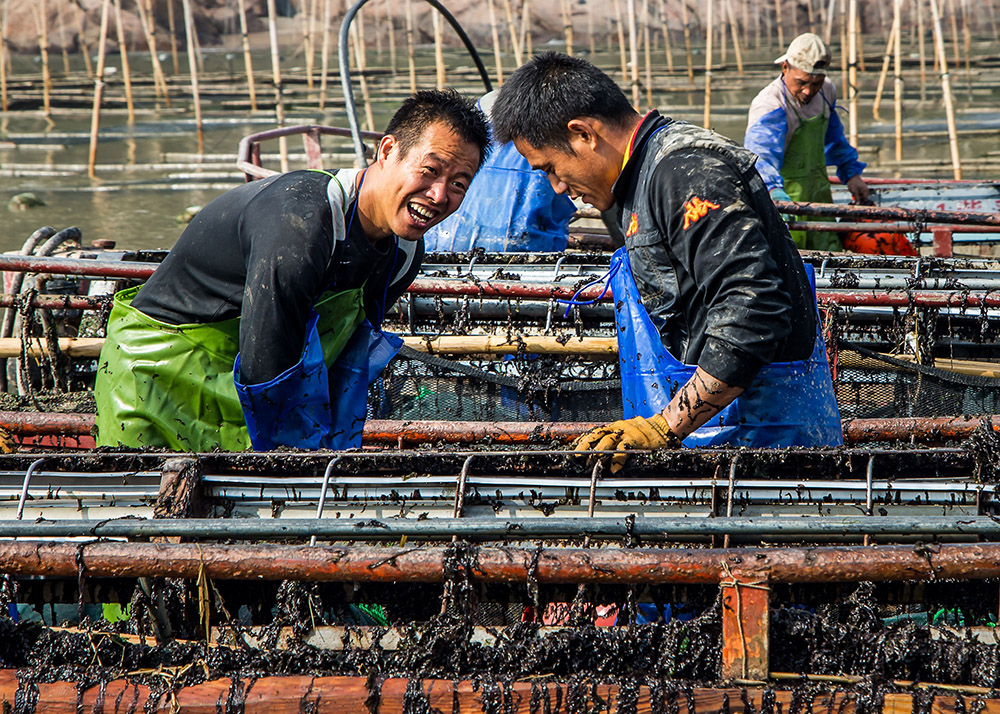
[318,0,331,108]
[718,3,726,66]
[959,0,971,92]
[79,8,94,79]
[806,0,816,33]
[134,0,171,106]
[432,9,445,89]
[726,0,743,76]
[111,0,135,124]
[847,0,858,147]
[681,0,694,83]
[774,0,784,50]
[614,0,627,82]
[703,0,713,129]
[642,0,652,106]
[659,0,673,73]
[928,0,962,179]
[561,0,573,55]
[501,0,522,67]
[236,0,257,110]
[946,0,960,71]
[405,0,416,93]
[266,0,289,172]
[627,0,640,109]
[387,0,397,76]
[57,5,70,75]
[353,19,376,131]
[823,0,836,43]
[893,0,903,163]
[839,0,847,108]
[301,0,315,91]
[166,0,180,74]
[871,17,897,121]
[588,0,596,55]
[521,0,533,58]
[855,11,864,72]
[34,0,52,117]
[0,0,8,112]
[180,0,203,155]
[917,0,927,100]
[487,0,503,85]
[87,0,112,179]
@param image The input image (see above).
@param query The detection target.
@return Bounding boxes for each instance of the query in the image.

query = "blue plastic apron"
[232,170,404,451]
[610,247,842,447]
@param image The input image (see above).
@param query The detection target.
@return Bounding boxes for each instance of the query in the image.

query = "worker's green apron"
[781,103,842,252]
[95,284,365,451]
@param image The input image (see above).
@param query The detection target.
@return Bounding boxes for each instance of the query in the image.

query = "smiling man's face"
[375,120,480,241]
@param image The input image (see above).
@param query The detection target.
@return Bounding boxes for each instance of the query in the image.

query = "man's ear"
[566,118,600,151]
[377,134,398,164]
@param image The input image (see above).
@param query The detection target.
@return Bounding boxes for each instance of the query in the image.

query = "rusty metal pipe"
[0,413,996,444]
[0,293,108,310]
[0,255,156,279]
[816,290,1000,308]
[773,200,1000,226]
[3,257,1000,310]
[2,541,1000,584]
[787,221,1000,234]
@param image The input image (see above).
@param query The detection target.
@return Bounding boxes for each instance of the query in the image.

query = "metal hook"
[310,456,343,546]
[16,458,47,522]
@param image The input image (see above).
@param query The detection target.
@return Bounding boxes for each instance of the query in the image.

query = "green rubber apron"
[781,99,842,252]
[95,282,366,452]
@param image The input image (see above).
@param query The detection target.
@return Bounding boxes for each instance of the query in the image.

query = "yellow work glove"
[574,413,681,473]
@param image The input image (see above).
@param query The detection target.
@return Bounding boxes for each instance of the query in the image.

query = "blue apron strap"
[558,261,620,319]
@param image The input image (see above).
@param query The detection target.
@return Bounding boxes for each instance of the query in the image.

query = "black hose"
[338,0,493,166]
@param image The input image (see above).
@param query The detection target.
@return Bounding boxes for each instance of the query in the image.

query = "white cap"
[775,33,832,75]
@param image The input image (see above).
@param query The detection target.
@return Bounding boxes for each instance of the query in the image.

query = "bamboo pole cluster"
[5,0,994,181]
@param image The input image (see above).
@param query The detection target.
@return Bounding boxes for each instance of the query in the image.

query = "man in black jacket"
[96,90,489,451]
[492,53,841,470]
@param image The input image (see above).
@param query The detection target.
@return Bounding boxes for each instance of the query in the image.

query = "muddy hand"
[573,414,680,473]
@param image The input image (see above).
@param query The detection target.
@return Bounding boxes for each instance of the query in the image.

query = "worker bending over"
[96,90,489,451]
[491,53,842,471]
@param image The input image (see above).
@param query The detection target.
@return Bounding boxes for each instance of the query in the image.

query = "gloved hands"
[574,413,681,473]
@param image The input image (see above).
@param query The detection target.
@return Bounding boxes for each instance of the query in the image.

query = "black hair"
[383,88,491,171]
[491,52,636,152]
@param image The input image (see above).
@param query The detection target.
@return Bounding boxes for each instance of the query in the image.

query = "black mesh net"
[834,341,1000,420]
[369,347,624,422]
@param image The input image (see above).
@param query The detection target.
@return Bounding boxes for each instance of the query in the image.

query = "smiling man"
[744,33,868,251]
[96,89,489,451]
[491,52,842,471]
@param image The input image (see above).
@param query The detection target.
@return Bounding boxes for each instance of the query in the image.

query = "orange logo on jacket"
[625,212,639,237]
[682,196,720,229]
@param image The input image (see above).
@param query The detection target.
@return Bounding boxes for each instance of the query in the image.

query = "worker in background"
[744,33,868,252]
[95,90,489,452]
[423,90,576,252]
[492,53,842,472]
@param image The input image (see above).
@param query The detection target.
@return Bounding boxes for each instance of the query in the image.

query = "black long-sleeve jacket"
[132,170,422,385]
[614,112,817,389]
